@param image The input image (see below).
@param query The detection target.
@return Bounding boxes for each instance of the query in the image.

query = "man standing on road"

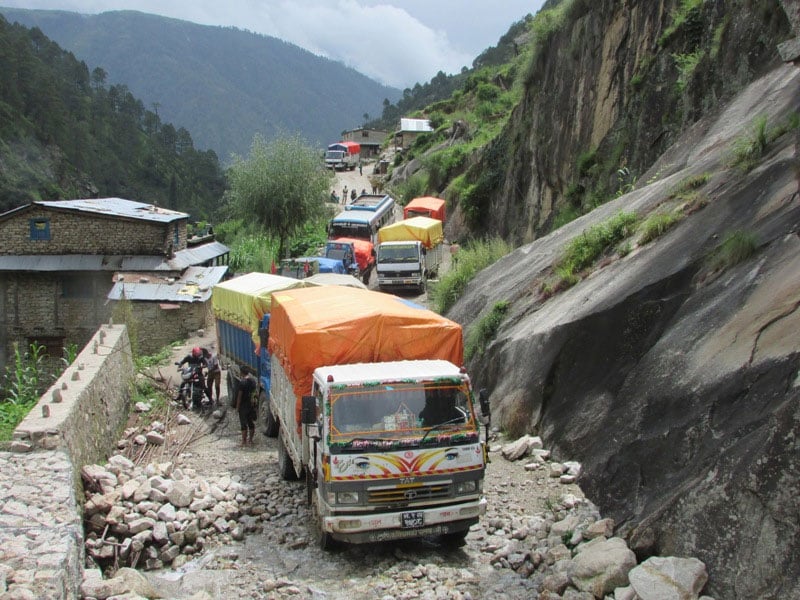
[235,367,257,447]
[205,348,221,406]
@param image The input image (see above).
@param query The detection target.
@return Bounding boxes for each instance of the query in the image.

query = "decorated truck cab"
[266,285,487,548]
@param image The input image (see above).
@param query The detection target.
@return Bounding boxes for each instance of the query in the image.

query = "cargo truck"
[211,272,313,436]
[266,285,487,548]
[323,238,375,284]
[376,216,444,292]
[325,141,360,171]
[403,196,446,223]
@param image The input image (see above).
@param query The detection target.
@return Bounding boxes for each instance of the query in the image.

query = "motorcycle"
[175,362,208,412]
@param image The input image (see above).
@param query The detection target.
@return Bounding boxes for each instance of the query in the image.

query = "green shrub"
[576,148,598,177]
[465,301,510,361]
[729,115,769,172]
[673,50,704,93]
[432,238,512,314]
[476,82,500,102]
[707,230,757,272]
[555,211,638,285]
[638,212,681,245]
[0,342,73,441]
[670,173,710,198]
[552,204,582,231]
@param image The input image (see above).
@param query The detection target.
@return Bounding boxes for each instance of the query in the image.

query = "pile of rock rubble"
[81,454,251,574]
[78,434,718,600]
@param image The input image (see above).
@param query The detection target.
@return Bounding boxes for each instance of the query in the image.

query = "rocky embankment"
[77,408,716,600]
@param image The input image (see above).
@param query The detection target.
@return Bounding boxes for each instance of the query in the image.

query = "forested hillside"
[0,8,400,160]
[0,15,225,218]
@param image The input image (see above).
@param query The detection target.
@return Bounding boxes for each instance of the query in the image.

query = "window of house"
[174,223,180,247]
[26,336,65,358]
[61,274,95,298]
[29,218,51,241]
[362,130,369,138]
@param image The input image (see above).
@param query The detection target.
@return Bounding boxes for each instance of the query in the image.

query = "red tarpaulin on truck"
[328,141,361,155]
[268,286,464,416]
[403,196,446,223]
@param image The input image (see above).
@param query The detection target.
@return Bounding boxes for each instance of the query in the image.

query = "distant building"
[0,198,229,369]
[341,128,387,158]
[393,118,433,150]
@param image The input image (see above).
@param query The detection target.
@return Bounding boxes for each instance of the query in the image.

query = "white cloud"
[1,0,540,88]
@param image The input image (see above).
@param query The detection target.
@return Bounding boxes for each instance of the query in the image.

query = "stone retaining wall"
[1,324,135,599]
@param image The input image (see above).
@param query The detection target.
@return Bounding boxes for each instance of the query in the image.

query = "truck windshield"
[329,223,371,240]
[378,244,419,264]
[325,151,344,160]
[328,382,476,450]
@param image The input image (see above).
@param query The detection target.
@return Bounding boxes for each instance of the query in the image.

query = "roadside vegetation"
[465,301,511,361]
[707,230,758,272]
[729,113,800,172]
[431,238,512,314]
[0,342,77,441]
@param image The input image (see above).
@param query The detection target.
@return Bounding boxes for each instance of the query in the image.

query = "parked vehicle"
[403,196,446,224]
[376,216,444,292]
[266,285,487,548]
[279,256,346,280]
[324,238,375,284]
[329,194,395,246]
[324,141,360,170]
[175,363,207,412]
[211,272,313,435]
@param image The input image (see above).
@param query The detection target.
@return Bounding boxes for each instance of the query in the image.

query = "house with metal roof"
[0,198,229,369]
[393,118,433,150]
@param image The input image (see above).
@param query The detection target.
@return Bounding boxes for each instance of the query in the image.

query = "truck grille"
[367,483,450,504]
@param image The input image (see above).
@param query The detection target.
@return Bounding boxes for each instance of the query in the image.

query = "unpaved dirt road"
[131,173,591,599]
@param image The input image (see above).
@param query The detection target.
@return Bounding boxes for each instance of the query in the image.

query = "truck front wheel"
[278,435,299,481]
[259,390,278,437]
[311,493,335,550]
[440,529,469,548]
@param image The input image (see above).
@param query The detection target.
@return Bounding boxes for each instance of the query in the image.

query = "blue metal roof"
[107,266,229,303]
[35,198,187,223]
[0,241,229,272]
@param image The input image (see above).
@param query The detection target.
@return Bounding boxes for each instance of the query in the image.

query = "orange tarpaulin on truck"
[268,286,464,409]
[403,196,446,223]
[329,237,374,271]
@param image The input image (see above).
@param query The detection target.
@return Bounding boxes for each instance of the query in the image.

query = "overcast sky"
[1,0,546,88]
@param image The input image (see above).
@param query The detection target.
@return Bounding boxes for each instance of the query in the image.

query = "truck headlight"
[335,491,360,504]
[456,480,478,495]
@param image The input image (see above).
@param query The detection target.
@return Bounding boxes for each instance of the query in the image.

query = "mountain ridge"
[0,7,401,160]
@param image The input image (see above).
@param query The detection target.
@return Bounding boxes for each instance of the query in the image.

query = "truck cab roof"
[314,359,465,387]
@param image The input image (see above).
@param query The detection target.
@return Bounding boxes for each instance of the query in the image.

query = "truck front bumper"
[321,497,486,544]
[377,276,423,287]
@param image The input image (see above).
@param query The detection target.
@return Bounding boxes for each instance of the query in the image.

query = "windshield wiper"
[341,436,393,447]
[419,417,464,444]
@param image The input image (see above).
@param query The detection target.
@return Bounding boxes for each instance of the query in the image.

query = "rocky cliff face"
[476,0,791,245]
[450,10,800,600]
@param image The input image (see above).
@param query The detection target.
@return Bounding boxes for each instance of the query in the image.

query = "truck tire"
[311,492,335,550]
[278,435,298,481]
[440,529,469,548]
[259,390,278,437]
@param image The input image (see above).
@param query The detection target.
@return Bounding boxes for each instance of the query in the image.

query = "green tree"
[227,133,332,259]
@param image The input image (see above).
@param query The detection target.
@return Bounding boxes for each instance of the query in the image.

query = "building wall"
[117,300,211,356]
[343,128,387,146]
[0,207,187,256]
[0,272,114,371]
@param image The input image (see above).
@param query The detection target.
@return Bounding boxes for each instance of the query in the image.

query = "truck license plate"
[401,511,424,528]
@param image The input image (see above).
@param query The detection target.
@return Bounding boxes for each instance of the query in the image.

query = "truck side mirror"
[478,388,490,418]
[301,395,316,425]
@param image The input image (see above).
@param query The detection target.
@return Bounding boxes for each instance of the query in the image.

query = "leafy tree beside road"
[226,134,333,261]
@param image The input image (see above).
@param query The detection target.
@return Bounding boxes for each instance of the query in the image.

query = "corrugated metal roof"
[400,118,433,132]
[107,266,229,303]
[0,241,230,272]
[167,241,230,270]
[35,198,187,223]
